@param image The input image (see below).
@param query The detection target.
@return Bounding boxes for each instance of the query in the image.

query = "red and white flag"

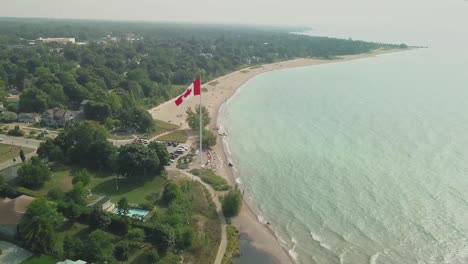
[175,78,201,106]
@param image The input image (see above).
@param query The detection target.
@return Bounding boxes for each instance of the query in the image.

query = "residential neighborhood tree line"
[0,18,403,133]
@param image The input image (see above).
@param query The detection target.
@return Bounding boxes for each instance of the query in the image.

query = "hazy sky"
[1,0,467,43]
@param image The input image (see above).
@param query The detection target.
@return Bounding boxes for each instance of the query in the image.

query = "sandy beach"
[150,48,403,264]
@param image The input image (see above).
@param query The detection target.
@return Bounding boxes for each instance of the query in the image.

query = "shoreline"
[150,48,407,264]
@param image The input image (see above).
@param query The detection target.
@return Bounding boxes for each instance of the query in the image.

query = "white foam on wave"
[310,231,332,251]
[288,248,299,261]
[257,214,268,225]
[369,252,381,264]
[288,237,299,261]
[235,177,242,184]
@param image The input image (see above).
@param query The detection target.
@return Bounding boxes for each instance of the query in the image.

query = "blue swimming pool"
[113,208,149,218]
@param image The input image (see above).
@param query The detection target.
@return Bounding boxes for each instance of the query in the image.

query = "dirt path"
[168,168,228,264]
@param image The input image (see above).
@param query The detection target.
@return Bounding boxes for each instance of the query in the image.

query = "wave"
[369,251,382,264]
[310,231,333,251]
[257,214,268,225]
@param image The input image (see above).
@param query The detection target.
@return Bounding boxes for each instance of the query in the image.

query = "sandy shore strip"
[150,48,404,264]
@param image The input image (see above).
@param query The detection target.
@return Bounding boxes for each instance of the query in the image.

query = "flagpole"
[199,78,203,167]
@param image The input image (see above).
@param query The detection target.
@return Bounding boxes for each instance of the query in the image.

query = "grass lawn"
[190,168,230,191]
[156,130,188,143]
[89,174,168,204]
[16,168,73,197]
[140,119,180,139]
[0,143,35,163]
[20,255,58,264]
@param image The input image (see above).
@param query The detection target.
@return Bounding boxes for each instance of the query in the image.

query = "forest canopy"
[0,18,402,130]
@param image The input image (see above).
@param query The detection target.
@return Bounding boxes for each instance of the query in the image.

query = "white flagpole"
[199,78,203,166]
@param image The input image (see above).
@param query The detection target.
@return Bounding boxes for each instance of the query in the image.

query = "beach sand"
[150,48,403,264]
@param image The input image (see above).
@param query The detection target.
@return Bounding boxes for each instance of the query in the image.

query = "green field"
[0,143,35,163]
[140,119,180,139]
[20,255,58,264]
[89,174,168,204]
[16,168,73,197]
[190,168,230,191]
[156,129,188,143]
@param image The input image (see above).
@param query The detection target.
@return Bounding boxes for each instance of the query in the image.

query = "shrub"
[222,189,242,218]
[47,187,65,200]
[190,168,230,191]
[7,125,25,137]
[17,157,51,189]
[0,111,18,123]
[108,215,129,236]
[72,169,91,186]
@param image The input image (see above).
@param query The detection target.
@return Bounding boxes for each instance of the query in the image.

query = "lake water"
[219,29,468,264]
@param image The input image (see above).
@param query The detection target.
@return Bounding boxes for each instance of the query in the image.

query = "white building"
[36,37,76,44]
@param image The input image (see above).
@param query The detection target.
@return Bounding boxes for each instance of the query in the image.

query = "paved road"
[170,169,228,264]
[0,135,42,149]
[0,152,36,171]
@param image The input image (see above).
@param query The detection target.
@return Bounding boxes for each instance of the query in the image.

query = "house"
[41,108,77,128]
[17,113,41,124]
[88,196,115,212]
[0,195,35,238]
[36,37,75,44]
[57,260,87,264]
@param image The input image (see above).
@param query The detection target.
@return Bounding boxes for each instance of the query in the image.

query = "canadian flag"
[175,78,201,106]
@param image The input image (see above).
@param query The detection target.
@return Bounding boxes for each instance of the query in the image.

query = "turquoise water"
[113,208,149,218]
[220,45,468,264]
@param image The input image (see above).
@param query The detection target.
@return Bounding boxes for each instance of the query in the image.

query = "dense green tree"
[72,169,91,186]
[162,182,182,205]
[17,156,51,189]
[37,138,65,162]
[58,200,87,221]
[19,88,48,112]
[84,101,112,122]
[89,206,111,230]
[84,230,116,263]
[39,121,117,170]
[0,175,11,196]
[18,198,62,254]
[147,248,160,263]
[66,182,87,205]
[222,189,242,218]
[185,105,211,132]
[117,197,130,216]
[43,83,67,107]
[47,187,65,200]
[125,228,145,244]
[150,223,175,254]
[19,148,26,162]
[0,111,17,123]
[117,143,160,178]
[148,141,170,166]
[119,107,153,133]
[114,242,129,264]
[0,79,8,100]
[202,129,217,149]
